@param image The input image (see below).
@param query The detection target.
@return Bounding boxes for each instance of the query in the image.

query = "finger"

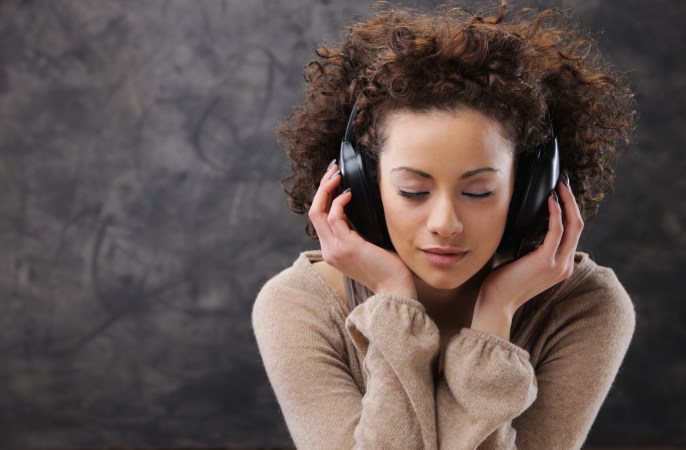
[310,162,340,214]
[555,179,584,259]
[309,162,341,241]
[328,187,355,239]
[537,190,565,259]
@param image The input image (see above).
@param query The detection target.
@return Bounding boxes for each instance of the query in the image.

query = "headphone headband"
[338,97,560,259]
[343,99,361,143]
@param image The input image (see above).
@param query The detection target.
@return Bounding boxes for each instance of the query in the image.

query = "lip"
[422,247,466,254]
[421,248,467,266]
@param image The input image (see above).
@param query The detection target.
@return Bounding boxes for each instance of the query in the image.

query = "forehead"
[379,108,515,171]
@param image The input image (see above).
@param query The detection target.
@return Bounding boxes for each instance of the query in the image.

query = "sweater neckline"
[295,250,348,313]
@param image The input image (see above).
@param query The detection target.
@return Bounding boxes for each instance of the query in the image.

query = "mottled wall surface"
[0,0,682,448]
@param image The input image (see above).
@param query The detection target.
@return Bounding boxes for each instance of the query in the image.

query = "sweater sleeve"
[509,267,636,449]
[252,267,440,450]
[436,266,635,449]
[436,328,538,449]
[345,294,440,448]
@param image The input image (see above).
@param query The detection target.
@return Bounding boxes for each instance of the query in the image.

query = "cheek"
[459,204,510,238]
[380,188,422,239]
[382,194,414,227]
[380,182,513,240]
[495,195,513,223]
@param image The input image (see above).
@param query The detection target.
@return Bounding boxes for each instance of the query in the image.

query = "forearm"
[436,328,537,449]
[256,288,438,449]
[353,344,434,448]
[346,294,440,449]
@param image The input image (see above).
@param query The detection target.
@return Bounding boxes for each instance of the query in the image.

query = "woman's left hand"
[471,177,584,339]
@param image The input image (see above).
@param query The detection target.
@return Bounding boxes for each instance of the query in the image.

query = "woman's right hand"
[308,159,417,300]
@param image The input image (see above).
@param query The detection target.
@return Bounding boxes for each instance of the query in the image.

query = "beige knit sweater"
[252,250,635,449]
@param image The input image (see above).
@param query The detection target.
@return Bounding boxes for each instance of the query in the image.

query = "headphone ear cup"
[339,141,394,250]
[504,150,535,240]
[502,137,560,252]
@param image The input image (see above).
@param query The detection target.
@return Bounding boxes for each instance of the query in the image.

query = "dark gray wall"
[0,0,682,448]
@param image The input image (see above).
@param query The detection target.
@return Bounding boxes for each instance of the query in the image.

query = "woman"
[253,3,636,449]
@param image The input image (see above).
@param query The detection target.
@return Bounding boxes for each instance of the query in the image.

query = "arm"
[346,293,440,448]
[510,270,636,448]
[435,329,537,450]
[436,269,635,449]
[252,274,440,449]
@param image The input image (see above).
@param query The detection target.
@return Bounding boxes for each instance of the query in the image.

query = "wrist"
[376,286,417,300]
[375,276,417,300]
[470,295,514,341]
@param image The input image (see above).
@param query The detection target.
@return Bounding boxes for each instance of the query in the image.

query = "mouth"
[421,248,467,266]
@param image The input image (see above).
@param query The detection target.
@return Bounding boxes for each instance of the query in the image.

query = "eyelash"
[397,190,494,199]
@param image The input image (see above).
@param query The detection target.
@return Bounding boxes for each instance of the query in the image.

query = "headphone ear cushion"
[504,151,535,240]
[504,137,561,242]
[339,141,394,250]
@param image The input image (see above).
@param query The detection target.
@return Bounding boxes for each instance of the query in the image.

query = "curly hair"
[278,2,636,250]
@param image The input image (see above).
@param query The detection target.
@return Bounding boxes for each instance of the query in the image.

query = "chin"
[411,265,473,291]
[420,273,471,291]
[410,252,496,292]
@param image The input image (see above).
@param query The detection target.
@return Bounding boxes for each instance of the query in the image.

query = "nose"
[426,194,463,238]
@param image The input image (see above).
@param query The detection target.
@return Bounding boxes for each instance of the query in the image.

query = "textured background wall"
[0,0,682,448]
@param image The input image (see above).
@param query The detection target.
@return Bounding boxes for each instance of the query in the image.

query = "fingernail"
[562,170,571,188]
[328,169,341,180]
[551,190,559,202]
[341,187,351,195]
[327,158,337,171]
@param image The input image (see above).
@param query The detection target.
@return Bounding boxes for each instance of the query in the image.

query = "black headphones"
[338,101,560,260]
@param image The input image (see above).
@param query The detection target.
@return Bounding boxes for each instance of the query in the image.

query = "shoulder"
[255,251,324,300]
[252,250,348,342]
[559,252,634,320]
[540,251,636,344]
[514,251,636,373]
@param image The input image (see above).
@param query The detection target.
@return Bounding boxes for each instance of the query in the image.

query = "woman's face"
[378,107,516,291]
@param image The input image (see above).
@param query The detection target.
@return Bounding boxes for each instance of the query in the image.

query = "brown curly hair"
[278,2,636,250]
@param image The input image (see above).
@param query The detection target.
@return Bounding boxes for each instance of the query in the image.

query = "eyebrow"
[389,166,501,180]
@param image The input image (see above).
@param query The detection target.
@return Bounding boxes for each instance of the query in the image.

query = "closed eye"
[398,190,429,199]
[398,190,494,199]
[464,192,494,198]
